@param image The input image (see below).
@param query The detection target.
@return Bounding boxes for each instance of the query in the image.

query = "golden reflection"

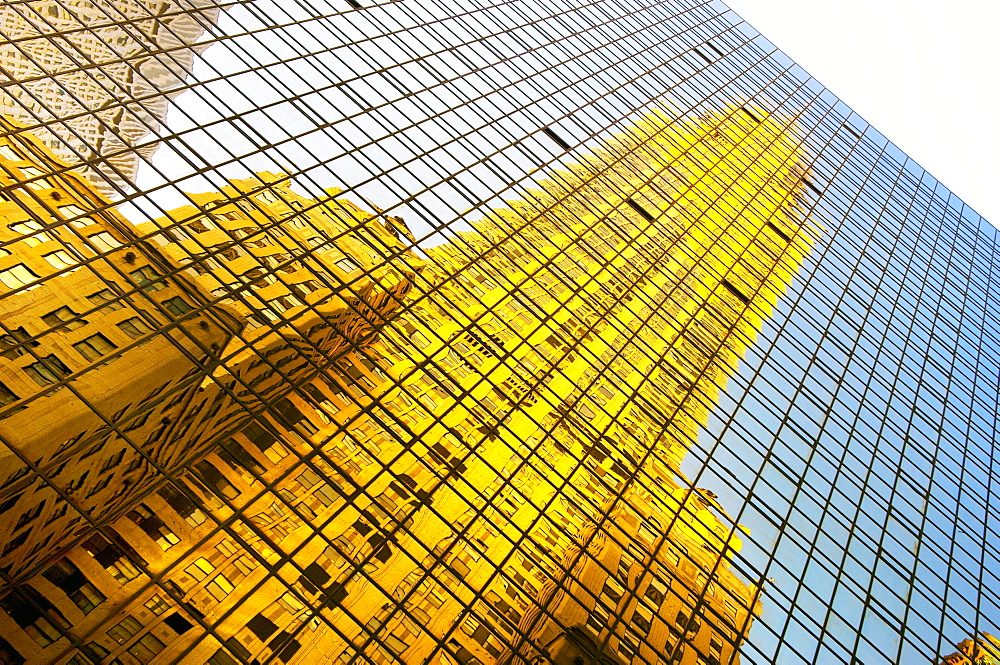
[0,107,816,665]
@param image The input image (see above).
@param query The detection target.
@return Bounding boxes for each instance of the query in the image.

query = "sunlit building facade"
[0,112,419,643]
[1,1,998,664]
[0,103,812,665]
[938,635,1000,665]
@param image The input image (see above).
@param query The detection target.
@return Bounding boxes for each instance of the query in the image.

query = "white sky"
[724,0,1000,227]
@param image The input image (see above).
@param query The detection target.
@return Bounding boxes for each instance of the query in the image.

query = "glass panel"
[0,4,993,665]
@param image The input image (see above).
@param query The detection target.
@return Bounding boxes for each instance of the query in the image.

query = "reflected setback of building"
[0,0,224,194]
[938,635,1000,665]
[0,106,816,665]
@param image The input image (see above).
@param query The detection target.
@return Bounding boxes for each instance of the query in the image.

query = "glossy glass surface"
[0,1,995,664]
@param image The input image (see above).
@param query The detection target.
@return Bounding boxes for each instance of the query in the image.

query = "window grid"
[0,1,995,665]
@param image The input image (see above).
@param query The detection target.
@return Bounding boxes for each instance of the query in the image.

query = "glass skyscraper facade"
[0,1,996,665]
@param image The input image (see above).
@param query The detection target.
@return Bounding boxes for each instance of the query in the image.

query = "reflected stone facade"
[1,1,998,663]
[0,108,813,665]
[938,635,1000,665]
[0,114,418,585]
[0,0,223,193]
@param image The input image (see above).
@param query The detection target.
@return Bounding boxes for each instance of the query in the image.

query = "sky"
[723,0,1000,228]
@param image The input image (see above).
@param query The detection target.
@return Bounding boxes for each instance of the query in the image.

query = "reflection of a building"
[940,635,1000,665]
[0,0,223,193]
[0,113,419,661]
[0,107,815,665]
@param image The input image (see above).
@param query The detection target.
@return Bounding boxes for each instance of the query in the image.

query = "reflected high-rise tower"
[1,1,997,664]
[0,105,812,665]
[399,109,816,665]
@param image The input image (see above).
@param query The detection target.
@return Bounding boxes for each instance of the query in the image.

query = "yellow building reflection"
[940,634,1000,665]
[0,107,817,665]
